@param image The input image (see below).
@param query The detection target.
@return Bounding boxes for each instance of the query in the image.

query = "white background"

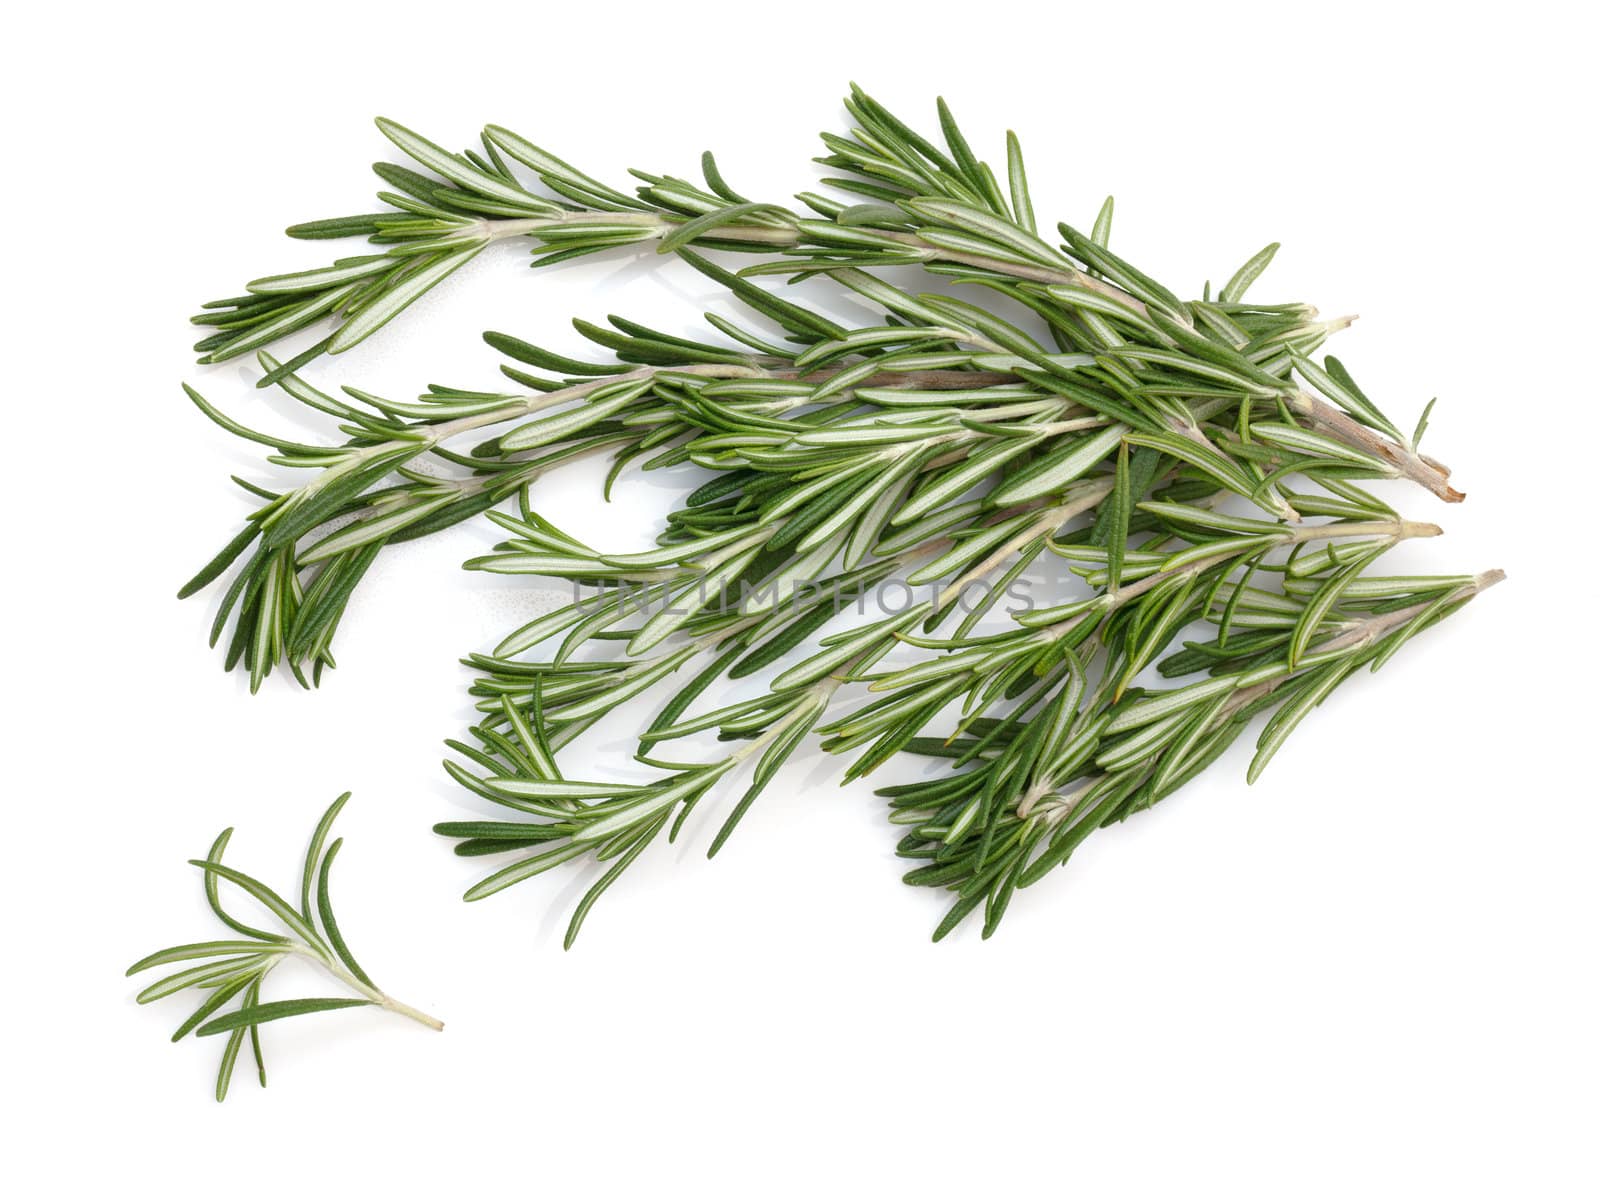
[5,3,1596,1181]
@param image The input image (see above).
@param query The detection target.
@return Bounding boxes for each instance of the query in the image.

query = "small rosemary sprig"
[127,794,442,1101]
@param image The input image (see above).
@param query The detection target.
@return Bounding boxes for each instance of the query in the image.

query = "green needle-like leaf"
[196,997,374,1036]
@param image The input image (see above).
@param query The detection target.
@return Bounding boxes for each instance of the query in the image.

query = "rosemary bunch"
[181,89,1496,941]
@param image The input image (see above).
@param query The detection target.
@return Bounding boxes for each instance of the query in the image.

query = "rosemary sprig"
[127,794,441,1100]
[436,448,1485,941]
[183,241,1437,693]
[192,88,1459,501]
[883,568,1505,939]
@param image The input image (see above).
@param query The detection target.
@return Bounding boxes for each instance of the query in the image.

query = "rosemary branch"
[193,88,1455,502]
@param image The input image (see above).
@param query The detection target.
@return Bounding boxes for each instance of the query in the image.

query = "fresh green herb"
[127,794,442,1100]
[182,88,1496,943]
